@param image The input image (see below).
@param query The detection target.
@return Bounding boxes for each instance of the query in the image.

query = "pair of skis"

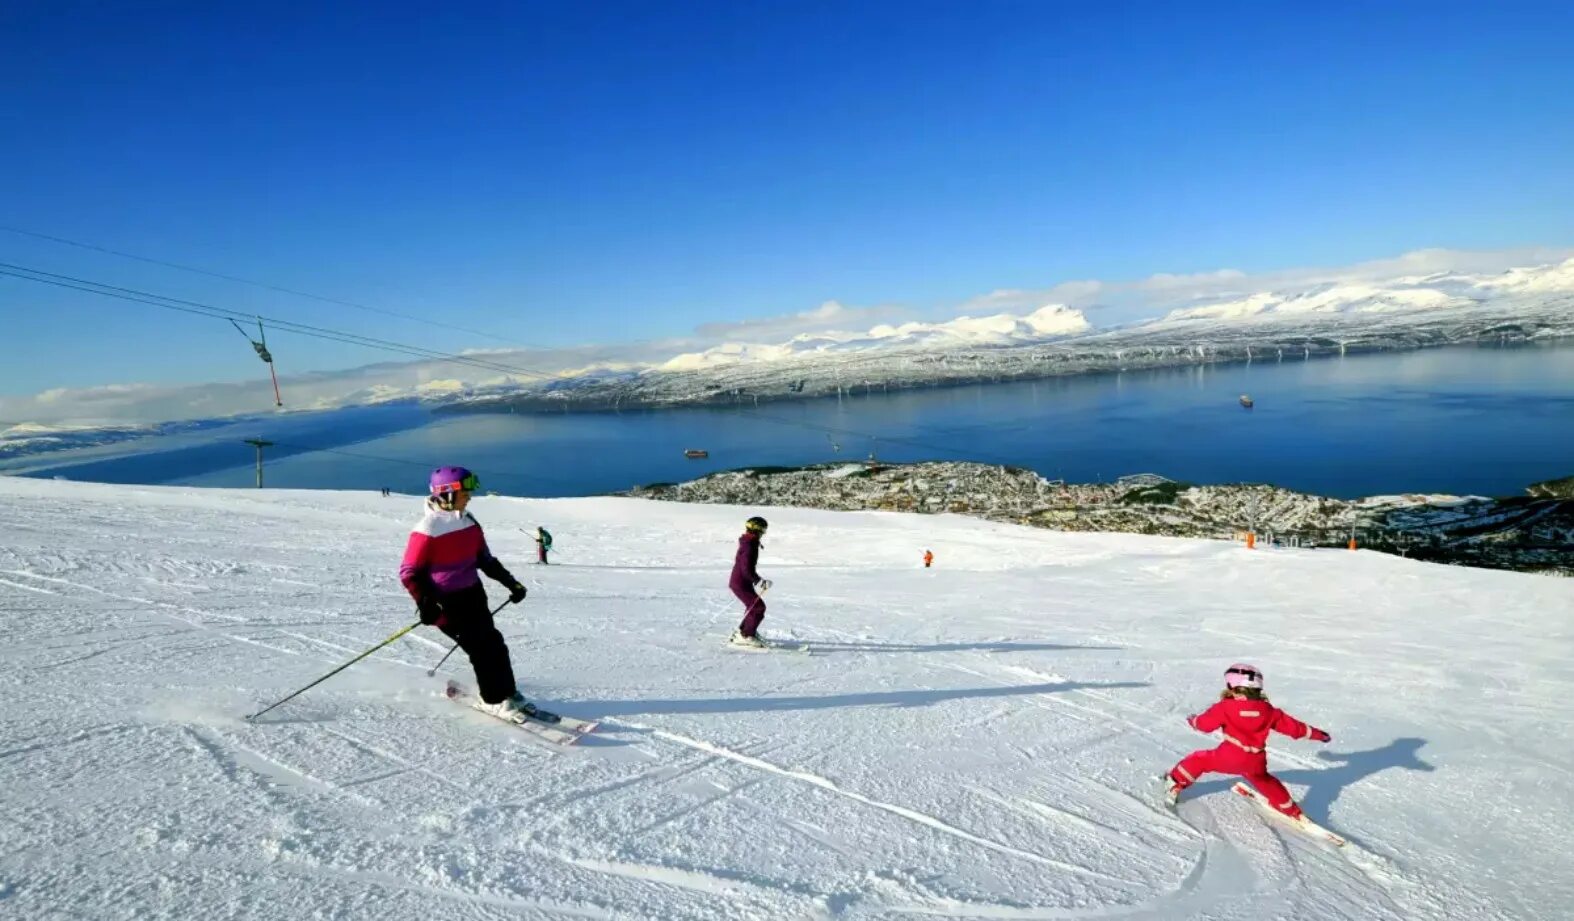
[723,635,811,654]
[445,679,598,747]
[1163,776,1346,847]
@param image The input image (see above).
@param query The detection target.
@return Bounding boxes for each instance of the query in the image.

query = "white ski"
[724,638,811,654]
[1232,782,1347,847]
[444,680,598,746]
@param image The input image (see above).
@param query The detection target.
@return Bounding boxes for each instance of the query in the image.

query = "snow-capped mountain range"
[442,257,1574,414]
[5,254,1571,433]
[1159,257,1574,323]
[660,304,1091,370]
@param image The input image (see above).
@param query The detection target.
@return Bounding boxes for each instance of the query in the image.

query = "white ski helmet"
[1224,663,1263,689]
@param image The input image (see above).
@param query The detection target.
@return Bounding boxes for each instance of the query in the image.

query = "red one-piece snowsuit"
[1169,697,1327,818]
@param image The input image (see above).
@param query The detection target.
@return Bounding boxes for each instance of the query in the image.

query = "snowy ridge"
[1160,257,1574,324]
[661,304,1090,370]
[2,478,1569,919]
[444,257,1574,415]
[0,419,228,460]
[1159,283,1470,322]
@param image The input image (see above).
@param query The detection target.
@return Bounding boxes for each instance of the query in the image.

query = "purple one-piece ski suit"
[730,531,766,637]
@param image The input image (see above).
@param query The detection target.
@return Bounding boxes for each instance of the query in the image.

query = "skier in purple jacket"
[728,516,772,648]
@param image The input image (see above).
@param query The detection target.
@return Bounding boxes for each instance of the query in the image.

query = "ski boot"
[1160,773,1185,807]
[509,691,561,724]
[729,629,767,650]
[473,693,537,725]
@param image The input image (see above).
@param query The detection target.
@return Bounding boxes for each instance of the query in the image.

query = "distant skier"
[399,466,534,721]
[728,516,772,649]
[535,526,553,565]
[923,549,934,568]
[1162,664,1331,818]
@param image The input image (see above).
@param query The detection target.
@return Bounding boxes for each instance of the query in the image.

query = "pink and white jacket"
[399,499,516,601]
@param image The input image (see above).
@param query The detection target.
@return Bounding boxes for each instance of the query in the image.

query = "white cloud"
[694,300,904,341]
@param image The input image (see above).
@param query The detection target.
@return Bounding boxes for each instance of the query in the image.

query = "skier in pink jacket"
[399,466,531,722]
[1163,664,1331,818]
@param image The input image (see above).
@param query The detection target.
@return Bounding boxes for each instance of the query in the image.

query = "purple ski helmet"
[429,466,480,496]
[1224,663,1263,690]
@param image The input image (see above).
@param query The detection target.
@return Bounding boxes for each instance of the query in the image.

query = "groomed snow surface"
[2,479,1570,920]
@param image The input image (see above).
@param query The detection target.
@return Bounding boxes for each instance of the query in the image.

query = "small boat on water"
[1239,395,1254,409]
[684,449,709,459]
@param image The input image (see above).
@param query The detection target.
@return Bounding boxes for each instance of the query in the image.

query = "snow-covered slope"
[2,479,1570,920]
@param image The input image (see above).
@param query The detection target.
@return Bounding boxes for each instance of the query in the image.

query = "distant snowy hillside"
[1161,258,1574,324]
[1161,283,1470,322]
[446,256,1574,414]
[0,419,229,461]
[661,304,1089,370]
[2,478,1570,920]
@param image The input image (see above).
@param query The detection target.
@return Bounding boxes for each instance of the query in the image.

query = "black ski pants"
[437,582,517,704]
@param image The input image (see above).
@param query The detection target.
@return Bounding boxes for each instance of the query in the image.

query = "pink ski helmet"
[1224,663,1264,689]
[429,466,480,496]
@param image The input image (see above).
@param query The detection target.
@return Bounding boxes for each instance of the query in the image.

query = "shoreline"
[626,461,1574,575]
[435,325,1574,417]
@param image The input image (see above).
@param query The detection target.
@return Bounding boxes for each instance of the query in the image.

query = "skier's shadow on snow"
[787,640,1120,655]
[1187,737,1435,835]
[579,680,1149,718]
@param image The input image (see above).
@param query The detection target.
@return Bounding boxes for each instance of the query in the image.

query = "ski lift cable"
[0,264,560,381]
[0,266,498,372]
[0,263,509,369]
[2,262,1034,467]
[0,224,552,349]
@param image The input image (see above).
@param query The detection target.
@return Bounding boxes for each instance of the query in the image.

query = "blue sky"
[2,1,1572,404]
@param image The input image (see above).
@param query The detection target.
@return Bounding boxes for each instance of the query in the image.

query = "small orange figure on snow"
[923,549,934,569]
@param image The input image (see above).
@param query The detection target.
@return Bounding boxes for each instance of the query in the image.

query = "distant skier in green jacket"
[535,526,553,564]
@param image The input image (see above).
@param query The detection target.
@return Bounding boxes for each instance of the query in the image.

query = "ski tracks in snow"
[617,719,1144,886]
[939,659,1423,919]
[5,483,1562,920]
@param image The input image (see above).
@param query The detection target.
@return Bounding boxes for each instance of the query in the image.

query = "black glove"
[506,582,528,604]
[417,597,444,626]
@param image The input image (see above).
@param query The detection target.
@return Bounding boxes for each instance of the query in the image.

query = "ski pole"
[246,620,420,721]
[425,598,514,677]
[426,642,462,677]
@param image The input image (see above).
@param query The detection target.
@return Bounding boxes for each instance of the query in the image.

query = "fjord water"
[29,343,1574,499]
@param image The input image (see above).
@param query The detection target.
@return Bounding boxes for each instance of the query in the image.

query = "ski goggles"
[1224,667,1262,687]
[430,472,482,495]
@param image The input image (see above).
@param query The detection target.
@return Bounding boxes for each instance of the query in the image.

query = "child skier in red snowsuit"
[1163,663,1331,818]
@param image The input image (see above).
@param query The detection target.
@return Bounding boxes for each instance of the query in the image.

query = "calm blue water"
[16,343,1574,499]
